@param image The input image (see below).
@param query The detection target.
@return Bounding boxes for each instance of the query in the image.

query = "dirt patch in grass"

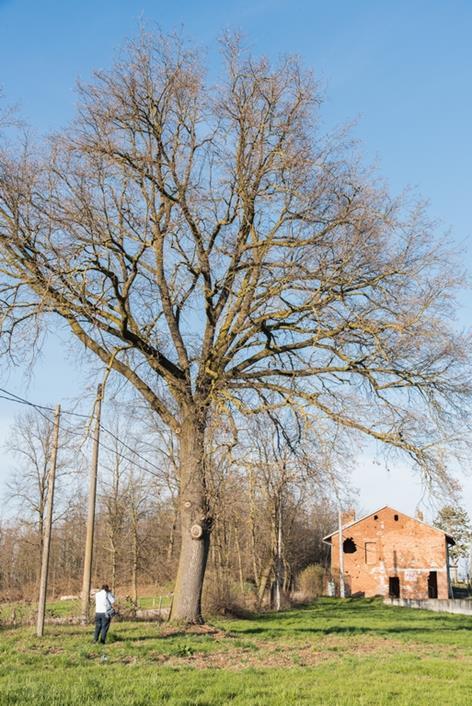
[146,634,472,670]
[158,623,228,639]
[141,635,387,670]
[16,644,65,655]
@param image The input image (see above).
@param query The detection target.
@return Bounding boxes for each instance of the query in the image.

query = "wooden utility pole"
[275,496,283,611]
[81,384,103,623]
[338,509,345,598]
[36,404,61,637]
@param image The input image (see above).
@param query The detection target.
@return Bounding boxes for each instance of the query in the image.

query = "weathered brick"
[324,506,453,599]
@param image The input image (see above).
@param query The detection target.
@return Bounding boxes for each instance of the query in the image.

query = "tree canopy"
[1,31,471,621]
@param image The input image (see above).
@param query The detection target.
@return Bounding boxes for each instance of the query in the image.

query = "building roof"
[322,505,455,545]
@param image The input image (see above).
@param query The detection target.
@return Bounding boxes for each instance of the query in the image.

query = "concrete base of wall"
[385,597,472,615]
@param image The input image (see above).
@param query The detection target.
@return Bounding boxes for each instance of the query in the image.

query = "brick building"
[323,506,455,600]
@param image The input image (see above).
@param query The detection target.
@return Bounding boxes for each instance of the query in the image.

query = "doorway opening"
[428,571,438,598]
[389,576,400,598]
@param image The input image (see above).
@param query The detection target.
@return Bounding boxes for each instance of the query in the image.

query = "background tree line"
[0,406,337,610]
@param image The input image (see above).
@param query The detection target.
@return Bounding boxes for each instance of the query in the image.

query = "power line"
[55,418,164,480]
[0,387,91,419]
[0,390,60,427]
[0,386,166,481]
[57,416,164,480]
[98,425,164,475]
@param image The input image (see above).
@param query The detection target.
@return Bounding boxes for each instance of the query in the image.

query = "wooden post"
[36,404,61,637]
[81,384,103,623]
[338,509,345,598]
[275,497,283,611]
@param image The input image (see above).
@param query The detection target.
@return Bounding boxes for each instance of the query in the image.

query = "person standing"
[93,584,116,644]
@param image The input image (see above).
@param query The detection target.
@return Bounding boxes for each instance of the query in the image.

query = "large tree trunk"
[169,413,210,624]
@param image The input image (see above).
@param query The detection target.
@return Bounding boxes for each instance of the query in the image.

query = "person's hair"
[101,584,110,592]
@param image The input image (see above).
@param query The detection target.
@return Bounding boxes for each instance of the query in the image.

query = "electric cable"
[0,386,165,480]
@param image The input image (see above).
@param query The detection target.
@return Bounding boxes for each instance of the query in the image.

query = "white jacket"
[95,589,115,614]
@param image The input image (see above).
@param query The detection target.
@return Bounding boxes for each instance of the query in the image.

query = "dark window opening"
[428,571,438,599]
[343,538,357,554]
[394,514,399,521]
[389,576,400,598]
[374,514,378,520]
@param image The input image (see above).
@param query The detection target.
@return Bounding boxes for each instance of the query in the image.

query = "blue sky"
[0,0,471,518]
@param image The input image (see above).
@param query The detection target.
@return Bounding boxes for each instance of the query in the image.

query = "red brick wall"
[330,507,450,599]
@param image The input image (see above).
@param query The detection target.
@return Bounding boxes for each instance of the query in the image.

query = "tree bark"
[169,412,211,624]
[131,517,138,604]
[235,528,245,595]
[257,560,273,609]
[248,470,260,590]
[166,514,176,563]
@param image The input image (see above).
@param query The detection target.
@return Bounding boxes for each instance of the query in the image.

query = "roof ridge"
[322,505,455,543]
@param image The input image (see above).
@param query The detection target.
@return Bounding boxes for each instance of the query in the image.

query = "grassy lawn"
[0,594,172,624]
[1,598,472,705]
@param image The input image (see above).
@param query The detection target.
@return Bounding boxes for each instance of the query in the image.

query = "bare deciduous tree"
[232,415,342,607]
[5,412,55,558]
[0,32,471,622]
[4,410,76,578]
[99,437,129,594]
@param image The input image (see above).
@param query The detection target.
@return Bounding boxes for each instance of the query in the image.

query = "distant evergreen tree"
[434,505,472,565]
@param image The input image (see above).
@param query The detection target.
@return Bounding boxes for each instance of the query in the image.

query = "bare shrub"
[202,572,255,618]
[298,564,326,601]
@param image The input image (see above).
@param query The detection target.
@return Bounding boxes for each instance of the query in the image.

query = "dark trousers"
[94,613,111,643]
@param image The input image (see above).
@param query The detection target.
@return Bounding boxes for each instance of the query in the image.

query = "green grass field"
[1,598,472,705]
[0,594,172,624]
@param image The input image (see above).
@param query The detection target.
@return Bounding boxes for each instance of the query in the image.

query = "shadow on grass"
[107,633,185,642]
[221,598,472,639]
[233,624,472,637]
